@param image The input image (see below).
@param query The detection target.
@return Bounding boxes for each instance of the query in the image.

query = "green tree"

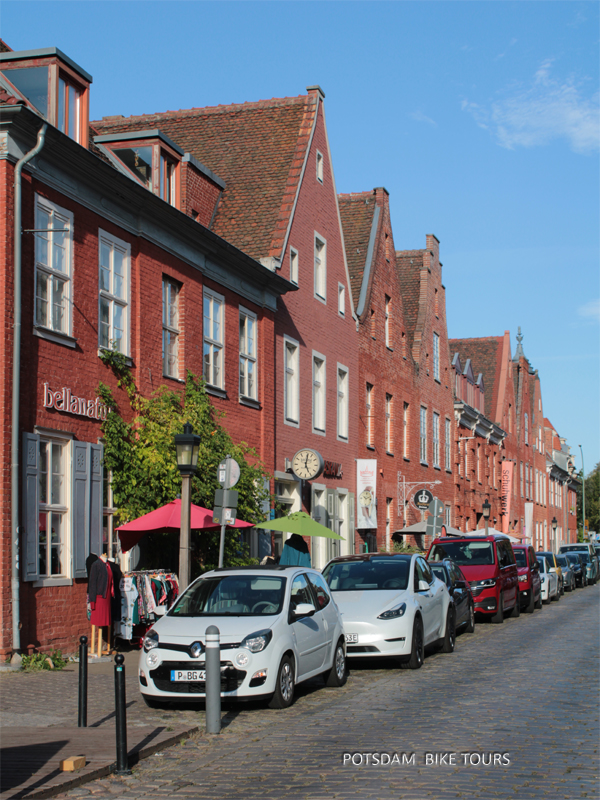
[576,461,600,539]
[97,355,270,574]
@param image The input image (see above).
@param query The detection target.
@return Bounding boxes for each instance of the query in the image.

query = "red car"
[427,533,519,624]
[512,545,542,613]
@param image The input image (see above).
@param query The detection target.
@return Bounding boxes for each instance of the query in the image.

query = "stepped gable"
[395,249,424,357]
[338,191,377,308]
[92,94,317,261]
[449,336,502,420]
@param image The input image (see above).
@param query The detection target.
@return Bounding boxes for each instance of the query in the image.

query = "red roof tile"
[91,94,318,260]
[449,336,503,420]
[395,249,424,356]
[338,191,377,308]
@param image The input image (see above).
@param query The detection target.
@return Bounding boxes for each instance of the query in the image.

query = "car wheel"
[510,593,521,618]
[441,608,456,653]
[268,655,295,709]
[552,585,559,601]
[465,601,475,633]
[324,639,348,687]
[525,588,535,614]
[141,694,168,709]
[403,616,424,670]
[490,594,504,624]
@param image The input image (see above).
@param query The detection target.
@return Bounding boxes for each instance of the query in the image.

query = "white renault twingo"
[139,566,347,709]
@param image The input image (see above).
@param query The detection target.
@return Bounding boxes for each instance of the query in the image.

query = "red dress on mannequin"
[90,560,114,626]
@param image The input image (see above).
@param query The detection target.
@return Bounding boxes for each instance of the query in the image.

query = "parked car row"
[136,537,597,710]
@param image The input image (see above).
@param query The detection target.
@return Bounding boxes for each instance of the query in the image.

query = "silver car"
[139,566,346,709]
[556,555,575,592]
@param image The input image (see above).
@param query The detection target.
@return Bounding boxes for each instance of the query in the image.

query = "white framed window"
[366,383,374,446]
[162,277,180,378]
[159,153,177,206]
[284,336,299,426]
[520,462,524,497]
[99,230,130,355]
[312,352,326,434]
[386,497,393,551]
[338,282,345,316]
[433,332,440,381]
[385,295,391,347]
[316,150,324,182]
[38,438,69,577]
[445,418,451,470]
[203,288,224,388]
[432,413,440,468]
[403,402,409,458]
[420,406,427,463]
[35,195,73,336]
[314,234,326,301]
[524,412,529,445]
[476,443,481,482]
[337,365,349,441]
[445,505,452,526]
[239,307,258,400]
[385,394,393,452]
[290,248,298,285]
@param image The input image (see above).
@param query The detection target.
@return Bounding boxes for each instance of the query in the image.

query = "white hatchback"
[322,553,455,668]
[138,566,346,709]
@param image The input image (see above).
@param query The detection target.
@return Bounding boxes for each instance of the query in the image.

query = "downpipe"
[11,123,47,653]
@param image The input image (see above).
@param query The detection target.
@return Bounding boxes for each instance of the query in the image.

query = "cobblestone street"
[3,585,594,800]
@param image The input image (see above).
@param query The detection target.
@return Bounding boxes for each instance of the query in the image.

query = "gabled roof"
[92,93,319,261]
[449,336,503,420]
[395,249,424,357]
[337,191,377,308]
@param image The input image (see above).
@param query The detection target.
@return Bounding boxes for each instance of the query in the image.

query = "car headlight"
[241,629,273,653]
[378,602,407,620]
[518,575,527,582]
[143,630,159,652]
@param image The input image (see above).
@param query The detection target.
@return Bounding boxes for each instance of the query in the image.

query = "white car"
[138,566,346,709]
[538,556,559,604]
[322,554,455,669]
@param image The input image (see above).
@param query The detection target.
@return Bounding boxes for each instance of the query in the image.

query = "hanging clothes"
[114,570,179,640]
[89,559,114,627]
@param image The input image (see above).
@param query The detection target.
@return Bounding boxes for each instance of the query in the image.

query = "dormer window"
[95,130,182,209]
[0,47,91,147]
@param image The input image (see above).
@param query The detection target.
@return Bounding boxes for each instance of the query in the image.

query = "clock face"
[359,490,372,506]
[292,449,324,480]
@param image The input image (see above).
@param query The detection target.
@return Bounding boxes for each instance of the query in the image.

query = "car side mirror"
[418,580,430,592]
[548,567,556,573]
[154,606,166,616]
[455,580,467,589]
[293,603,316,618]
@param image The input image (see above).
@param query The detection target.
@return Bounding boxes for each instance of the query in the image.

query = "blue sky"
[3,1,599,471]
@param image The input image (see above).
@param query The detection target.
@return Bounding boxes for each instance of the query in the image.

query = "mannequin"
[89,554,114,658]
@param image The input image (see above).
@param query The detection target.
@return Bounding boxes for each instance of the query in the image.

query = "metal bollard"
[205,625,221,734]
[114,654,131,775]
[78,635,88,727]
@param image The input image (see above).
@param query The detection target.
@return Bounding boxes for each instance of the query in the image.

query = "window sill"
[34,327,77,349]
[420,461,429,467]
[239,396,261,409]
[434,378,441,385]
[314,293,327,305]
[205,385,227,400]
[32,577,73,588]
[366,444,375,451]
[434,465,441,471]
[163,374,185,384]
[386,451,394,457]
[386,346,394,352]
[312,428,326,437]
[403,457,410,463]
[337,435,348,443]
[98,348,133,367]
[445,469,452,474]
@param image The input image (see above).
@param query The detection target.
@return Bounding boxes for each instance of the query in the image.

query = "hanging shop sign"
[356,459,377,530]
[414,488,434,510]
[501,461,514,534]
[42,382,108,421]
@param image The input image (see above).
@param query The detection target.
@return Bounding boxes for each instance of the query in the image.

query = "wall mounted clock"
[291,448,324,480]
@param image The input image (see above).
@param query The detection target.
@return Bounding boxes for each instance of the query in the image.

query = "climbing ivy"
[97,356,269,572]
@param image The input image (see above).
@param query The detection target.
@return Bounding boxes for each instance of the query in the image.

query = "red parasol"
[116,498,253,552]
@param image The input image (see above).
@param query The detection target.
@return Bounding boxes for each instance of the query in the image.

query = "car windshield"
[566,554,581,566]
[169,575,286,616]
[323,558,410,591]
[429,541,495,566]
[579,553,590,564]
[556,557,568,568]
[513,550,527,567]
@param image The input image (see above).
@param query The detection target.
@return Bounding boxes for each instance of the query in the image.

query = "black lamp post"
[175,423,200,590]
[551,516,558,550]
[482,500,491,537]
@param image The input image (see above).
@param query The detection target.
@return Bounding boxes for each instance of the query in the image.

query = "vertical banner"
[524,502,533,544]
[356,459,377,529]
[501,461,514,534]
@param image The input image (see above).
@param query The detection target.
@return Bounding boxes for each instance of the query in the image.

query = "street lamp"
[175,422,200,590]
[482,500,491,537]
[579,445,586,541]
[551,517,557,550]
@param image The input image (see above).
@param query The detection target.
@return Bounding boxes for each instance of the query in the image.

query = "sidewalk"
[0,651,200,799]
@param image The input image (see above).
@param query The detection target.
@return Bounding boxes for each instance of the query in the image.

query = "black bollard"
[78,635,88,727]
[114,654,131,775]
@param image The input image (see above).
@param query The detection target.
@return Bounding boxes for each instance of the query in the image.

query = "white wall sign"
[43,382,108,421]
[356,459,377,529]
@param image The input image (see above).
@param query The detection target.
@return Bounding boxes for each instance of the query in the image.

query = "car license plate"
[171,669,206,682]
[345,633,358,643]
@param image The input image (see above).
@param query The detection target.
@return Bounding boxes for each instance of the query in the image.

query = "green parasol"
[253,511,344,540]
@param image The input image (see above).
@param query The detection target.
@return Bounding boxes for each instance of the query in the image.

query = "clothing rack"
[115,569,179,643]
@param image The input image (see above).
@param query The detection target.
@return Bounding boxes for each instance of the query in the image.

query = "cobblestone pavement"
[5,586,600,800]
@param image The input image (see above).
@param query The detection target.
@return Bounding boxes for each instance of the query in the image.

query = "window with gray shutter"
[22,432,40,581]
[73,442,104,578]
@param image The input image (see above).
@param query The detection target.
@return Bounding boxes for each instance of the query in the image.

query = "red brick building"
[0,45,295,656]
[92,86,360,568]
